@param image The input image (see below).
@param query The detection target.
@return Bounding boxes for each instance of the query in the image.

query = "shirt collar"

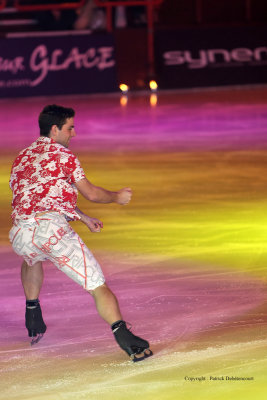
[36,136,56,144]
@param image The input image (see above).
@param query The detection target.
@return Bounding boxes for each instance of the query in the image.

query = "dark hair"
[38,104,75,137]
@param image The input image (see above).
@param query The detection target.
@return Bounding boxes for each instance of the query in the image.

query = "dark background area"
[1,0,267,91]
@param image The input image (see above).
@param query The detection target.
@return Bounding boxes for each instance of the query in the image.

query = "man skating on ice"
[9,104,152,362]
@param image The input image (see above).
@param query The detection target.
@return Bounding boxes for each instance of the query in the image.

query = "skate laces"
[26,299,40,309]
[111,320,132,333]
[126,321,132,331]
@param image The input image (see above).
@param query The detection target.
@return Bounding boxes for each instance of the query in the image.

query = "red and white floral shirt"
[10,136,85,222]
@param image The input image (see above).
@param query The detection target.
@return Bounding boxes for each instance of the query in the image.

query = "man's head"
[39,104,76,148]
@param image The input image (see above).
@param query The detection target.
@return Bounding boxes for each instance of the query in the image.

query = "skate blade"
[30,333,44,346]
[131,349,153,363]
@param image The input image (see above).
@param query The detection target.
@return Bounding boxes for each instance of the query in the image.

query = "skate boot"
[111,320,153,362]
[25,299,46,346]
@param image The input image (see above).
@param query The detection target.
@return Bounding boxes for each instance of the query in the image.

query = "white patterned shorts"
[9,212,105,291]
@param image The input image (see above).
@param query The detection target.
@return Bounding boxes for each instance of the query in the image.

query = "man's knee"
[22,260,29,268]
[88,282,109,296]
[22,260,42,268]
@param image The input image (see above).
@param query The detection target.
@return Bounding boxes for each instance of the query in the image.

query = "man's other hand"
[82,216,103,232]
[116,188,132,205]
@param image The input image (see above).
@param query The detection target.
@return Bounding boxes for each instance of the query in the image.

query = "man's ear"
[50,124,58,139]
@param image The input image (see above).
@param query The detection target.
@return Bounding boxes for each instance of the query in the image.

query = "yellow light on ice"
[120,95,128,107]
[150,93,158,107]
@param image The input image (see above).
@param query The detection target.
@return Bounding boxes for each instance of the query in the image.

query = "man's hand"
[75,207,103,232]
[81,215,103,233]
[116,188,132,205]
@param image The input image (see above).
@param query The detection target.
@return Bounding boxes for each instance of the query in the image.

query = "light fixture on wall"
[119,83,129,93]
[149,80,158,92]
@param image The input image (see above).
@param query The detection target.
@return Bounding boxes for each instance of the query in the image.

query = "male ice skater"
[9,104,152,362]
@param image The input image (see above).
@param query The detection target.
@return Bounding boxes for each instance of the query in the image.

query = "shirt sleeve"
[71,156,86,183]
[61,150,86,183]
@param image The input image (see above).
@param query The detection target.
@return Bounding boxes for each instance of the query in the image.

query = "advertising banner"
[0,32,117,97]
[155,26,267,89]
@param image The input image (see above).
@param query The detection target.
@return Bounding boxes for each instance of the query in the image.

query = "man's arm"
[75,206,103,233]
[74,178,132,205]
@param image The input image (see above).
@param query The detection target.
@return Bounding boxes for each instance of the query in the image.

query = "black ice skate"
[25,299,46,346]
[112,320,153,362]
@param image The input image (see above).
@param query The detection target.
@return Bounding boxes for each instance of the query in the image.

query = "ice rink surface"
[0,87,267,400]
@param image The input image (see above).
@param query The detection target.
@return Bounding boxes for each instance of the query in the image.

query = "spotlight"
[119,83,129,93]
[149,80,158,92]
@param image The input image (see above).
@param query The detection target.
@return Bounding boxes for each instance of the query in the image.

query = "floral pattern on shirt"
[10,136,85,221]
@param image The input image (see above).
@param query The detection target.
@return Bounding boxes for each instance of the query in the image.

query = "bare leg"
[90,283,122,325]
[21,261,44,300]
[21,261,46,343]
[91,284,152,361]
